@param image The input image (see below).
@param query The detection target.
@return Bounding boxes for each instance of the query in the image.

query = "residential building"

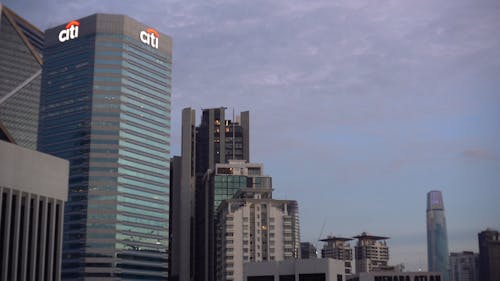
[244,258,346,281]
[0,4,43,149]
[427,191,450,281]
[321,236,354,275]
[478,229,500,281]
[449,251,479,281]
[169,107,250,281]
[0,140,69,281]
[301,242,318,259]
[353,232,390,273]
[216,187,300,281]
[38,14,172,280]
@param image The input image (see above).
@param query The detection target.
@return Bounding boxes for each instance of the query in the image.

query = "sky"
[5,0,500,270]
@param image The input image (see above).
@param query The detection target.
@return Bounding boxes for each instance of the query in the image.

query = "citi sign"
[59,20,79,42]
[140,28,159,48]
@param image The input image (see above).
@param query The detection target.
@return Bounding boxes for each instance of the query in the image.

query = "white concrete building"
[244,258,346,281]
[354,232,390,273]
[0,140,69,281]
[216,188,300,281]
[321,236,354,275]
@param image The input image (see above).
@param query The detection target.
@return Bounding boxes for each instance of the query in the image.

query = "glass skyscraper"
[0,4,44,149]
[427,190,450,281]
[38,14,171,280]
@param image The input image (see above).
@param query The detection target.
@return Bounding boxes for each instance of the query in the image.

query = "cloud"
[461,148,499,160]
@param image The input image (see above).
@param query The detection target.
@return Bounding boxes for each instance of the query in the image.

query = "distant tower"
[427,190,450,281]
[449,251,479,281]
[478,228,500,281]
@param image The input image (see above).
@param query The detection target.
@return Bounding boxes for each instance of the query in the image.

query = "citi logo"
[59,20,80,42]
[140,28,159,48]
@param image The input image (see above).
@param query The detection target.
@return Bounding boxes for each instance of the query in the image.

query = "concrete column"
[54,202,64,281]
[37,197,48,281]
[19,193,31,281]
[10,191,22,281]
[1,188,12,281]
[28,195,40,281]
[46,198,56,280]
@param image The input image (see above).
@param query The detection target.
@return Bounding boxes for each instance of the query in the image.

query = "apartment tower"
[216,182,300,281]
[321,236,354,275]
[354,232,390,273]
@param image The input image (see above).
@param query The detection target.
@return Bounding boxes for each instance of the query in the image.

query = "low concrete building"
[244,258,346,281]
[0,140,69,281]
[347,272,442,281]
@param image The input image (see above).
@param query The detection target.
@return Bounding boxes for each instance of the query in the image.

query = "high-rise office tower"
[38,14,172,280]
[320,236,354,275]
[478,229,500,281]
[1,139,69,281]
[216,182,300,281]
[354,232,390,273]
[169,107,250,281]
[449,251,479,281]
[0,4,43,149]
[427,190,450,281]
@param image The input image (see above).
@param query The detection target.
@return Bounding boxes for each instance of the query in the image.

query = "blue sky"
[5,0,500,270]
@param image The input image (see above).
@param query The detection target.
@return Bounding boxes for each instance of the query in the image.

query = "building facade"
[244,258,346,281]
[321,236,354,275]
[169,107,250,281]
[38,14,172,280]
[353,233,390,273]
[0,140,69,281]
[449,251,479,281]
[216,187,300,281]
[427,191,450,281]
[348,272,442,281]
[0,4,43,149]
[301,242,318,259]
[478,229,500,281]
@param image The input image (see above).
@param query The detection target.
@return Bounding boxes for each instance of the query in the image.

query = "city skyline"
[4,0,500,271]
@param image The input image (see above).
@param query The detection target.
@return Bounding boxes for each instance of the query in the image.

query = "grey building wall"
[348,272,442,281]
[244,258,345,281]
[0,140,69,281]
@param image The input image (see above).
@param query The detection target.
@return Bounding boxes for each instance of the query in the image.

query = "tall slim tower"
[0,4,43,149]
[169,107,250,281]
[38,14,172,280]
[427,190,450,281]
